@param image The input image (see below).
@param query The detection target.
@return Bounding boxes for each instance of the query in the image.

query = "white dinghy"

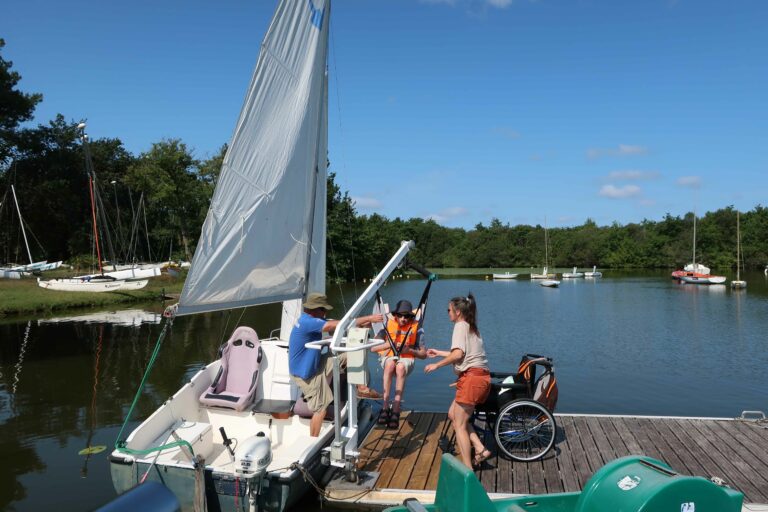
[37,277,126,292]
[109,2,408,510]
[584,265,602,278]
[540,279,560,288]
[561,266,584,278]
[492,272,518,279]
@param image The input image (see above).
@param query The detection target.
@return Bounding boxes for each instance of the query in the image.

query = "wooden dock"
[324,411,768,509]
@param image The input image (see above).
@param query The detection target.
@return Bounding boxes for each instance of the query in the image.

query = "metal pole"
[10,185,33,265]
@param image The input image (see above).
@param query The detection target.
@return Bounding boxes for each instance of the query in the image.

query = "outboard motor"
[235,431,272,479]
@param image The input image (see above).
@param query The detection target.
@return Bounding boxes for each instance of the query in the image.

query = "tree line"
[2,39,767,281]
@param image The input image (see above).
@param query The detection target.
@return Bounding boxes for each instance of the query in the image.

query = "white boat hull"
[76,266,161,281]
[730,280,747,289]
[680,275,727,285]
[492,273,518,279]
[540,280,560,287]
[562,273,584,278]
[37,277,125,292]
[110,339,375,512]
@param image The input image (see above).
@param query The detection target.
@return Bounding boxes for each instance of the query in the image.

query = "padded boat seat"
[251,398,295,415]
[199,326,263,411]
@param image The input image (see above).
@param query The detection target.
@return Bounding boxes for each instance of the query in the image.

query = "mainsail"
[178,0,330,316]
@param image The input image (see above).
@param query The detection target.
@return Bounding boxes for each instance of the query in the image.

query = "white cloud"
[587,144,649,159]
[676,176,701,189]
[493,127,520,140]
[487,0,514,7]
[598,184,642,199]
[426,206,469,223]
[352,196,383,210]
[606,170,659,181]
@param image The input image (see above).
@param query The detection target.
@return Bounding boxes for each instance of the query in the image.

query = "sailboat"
[109,2,412,510]
[672,212,726,284]
[561,266,584,278]
[731,211,747,289]
[38,125,147,292]
[0,185,62,278]
[584,265,602,278]
[531,221,559,285]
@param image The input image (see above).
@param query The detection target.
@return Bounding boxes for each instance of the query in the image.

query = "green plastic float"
[384,454,743,512]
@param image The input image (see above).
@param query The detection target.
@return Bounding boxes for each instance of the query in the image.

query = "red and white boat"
[671,214,726,284]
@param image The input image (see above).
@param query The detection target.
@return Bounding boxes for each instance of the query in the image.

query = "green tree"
[0,39,43,165]
[125,139,205,261]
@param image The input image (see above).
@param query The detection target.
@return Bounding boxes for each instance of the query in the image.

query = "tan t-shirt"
[450,320,489,374]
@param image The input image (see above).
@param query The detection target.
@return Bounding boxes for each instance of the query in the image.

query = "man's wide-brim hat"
[303,292,333,310]
[391,299,415,316]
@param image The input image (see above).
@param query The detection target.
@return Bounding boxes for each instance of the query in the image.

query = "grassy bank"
[0,274,185,317]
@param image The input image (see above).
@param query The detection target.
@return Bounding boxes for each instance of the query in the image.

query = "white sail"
[178,0,330,316]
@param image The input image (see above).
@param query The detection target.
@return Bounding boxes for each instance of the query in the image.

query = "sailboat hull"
[110,341,376,512]
[110,452,325,512]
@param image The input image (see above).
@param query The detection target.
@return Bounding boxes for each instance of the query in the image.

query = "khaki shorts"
[380,356,415,377]
[292,353,347,414]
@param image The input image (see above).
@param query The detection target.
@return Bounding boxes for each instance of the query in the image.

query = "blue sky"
[3,0,767,229]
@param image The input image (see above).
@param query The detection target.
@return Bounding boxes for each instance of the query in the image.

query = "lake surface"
[2,270,767,510]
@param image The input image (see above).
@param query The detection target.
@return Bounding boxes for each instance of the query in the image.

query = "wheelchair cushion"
[199,326,263,411]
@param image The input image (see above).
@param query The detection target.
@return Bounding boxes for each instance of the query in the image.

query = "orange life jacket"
[382,317,419,358]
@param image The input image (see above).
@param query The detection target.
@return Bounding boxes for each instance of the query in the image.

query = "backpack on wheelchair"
[473,354,558,461]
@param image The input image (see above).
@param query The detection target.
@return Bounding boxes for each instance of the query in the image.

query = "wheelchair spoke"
[494,400,556,462]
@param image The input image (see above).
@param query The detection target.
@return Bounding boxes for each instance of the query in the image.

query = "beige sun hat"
[303,292,333,310]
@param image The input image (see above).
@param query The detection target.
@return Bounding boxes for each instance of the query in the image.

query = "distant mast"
[10,185,34,265]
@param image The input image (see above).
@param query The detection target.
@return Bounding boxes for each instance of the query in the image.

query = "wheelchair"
[472,354,558,462]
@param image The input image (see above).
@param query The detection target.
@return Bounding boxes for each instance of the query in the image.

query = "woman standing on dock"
[425,293,492,468]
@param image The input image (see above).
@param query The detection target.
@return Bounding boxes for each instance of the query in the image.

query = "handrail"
[305,337,385,351]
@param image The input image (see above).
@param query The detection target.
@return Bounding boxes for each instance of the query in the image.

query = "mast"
[88,175,103,274]
[736,211,741,281]
[544,218,549,272]
[692,212,697,270]
[10,185,33,265]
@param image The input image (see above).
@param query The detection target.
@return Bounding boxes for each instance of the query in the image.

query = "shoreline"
[0,274,184,317]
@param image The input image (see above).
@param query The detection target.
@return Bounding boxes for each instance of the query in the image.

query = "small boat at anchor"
[492,272,518,280]
[561,266,584,278]
[584,265,602,278]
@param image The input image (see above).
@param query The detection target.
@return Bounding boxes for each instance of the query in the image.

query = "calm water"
[1,270,767,510]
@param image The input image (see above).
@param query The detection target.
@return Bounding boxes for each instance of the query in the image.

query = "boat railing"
[305,239,415,470]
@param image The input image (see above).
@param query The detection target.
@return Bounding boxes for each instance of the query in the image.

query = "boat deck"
[324,411,768,509]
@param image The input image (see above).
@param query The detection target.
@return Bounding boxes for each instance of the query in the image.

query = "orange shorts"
[455,368,491,406]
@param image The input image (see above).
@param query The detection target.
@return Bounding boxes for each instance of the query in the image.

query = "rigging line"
[330,22,358,296]
[142,197,154,262]
[326,234,347,312]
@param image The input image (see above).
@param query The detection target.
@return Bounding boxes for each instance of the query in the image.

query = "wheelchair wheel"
[493,399,556,462]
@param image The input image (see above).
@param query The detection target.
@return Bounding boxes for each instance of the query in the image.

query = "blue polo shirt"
[289,312,327,380]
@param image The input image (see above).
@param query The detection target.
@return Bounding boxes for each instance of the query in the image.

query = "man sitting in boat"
[372,299,426,428]
[289,292,383,436]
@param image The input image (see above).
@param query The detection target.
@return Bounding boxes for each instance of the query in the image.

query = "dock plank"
[697,420,768,503]
[376,411,420,488]
[388,412,434,489]
[425,415,455,490]
[551,420,580,492]
[409,413,448,490]
[328,413,768,509]
[674,418,764,503]
[557,415,593,488]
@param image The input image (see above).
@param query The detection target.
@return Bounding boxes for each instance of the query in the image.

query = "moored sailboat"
[672,212,726,285]
[731,211,746,289]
